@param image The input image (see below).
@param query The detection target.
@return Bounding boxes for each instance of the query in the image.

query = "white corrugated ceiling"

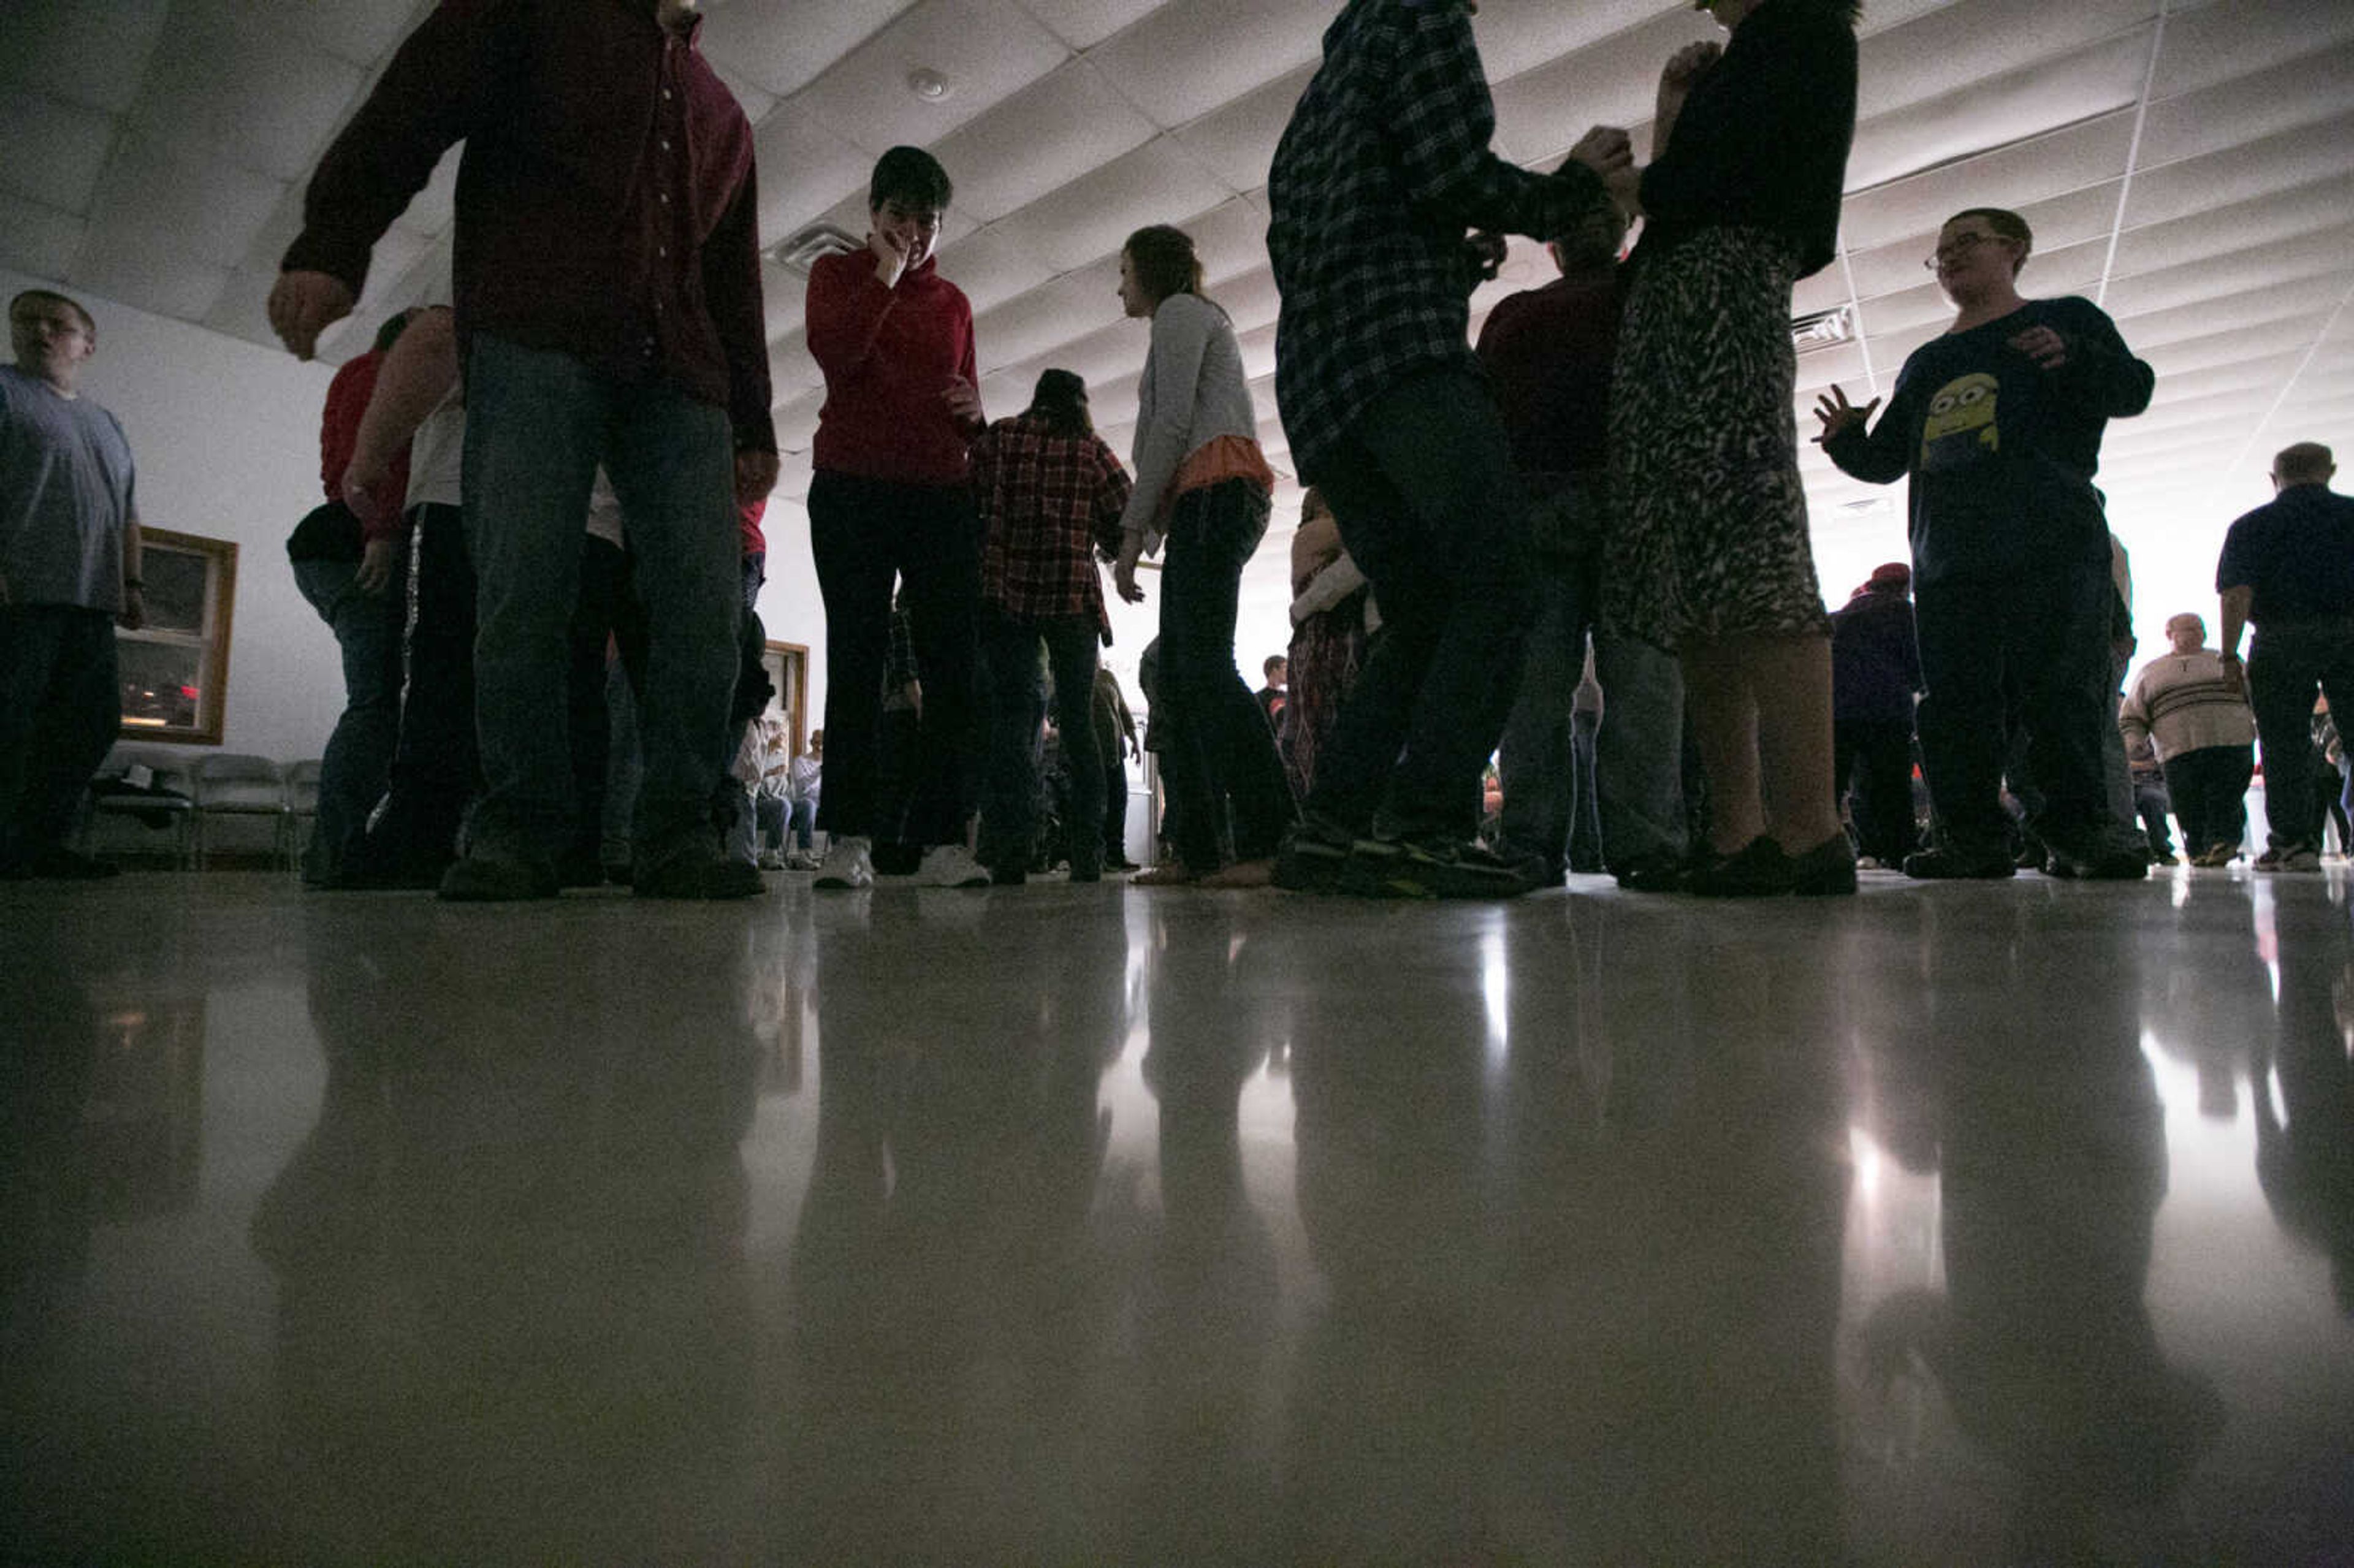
[3,0,2348,634]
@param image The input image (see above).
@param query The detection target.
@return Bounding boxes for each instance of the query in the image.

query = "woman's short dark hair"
[870,146,952,213]
[1028,368,1091,436]
[1122,225,1206,307]
[1945,206,2033,275]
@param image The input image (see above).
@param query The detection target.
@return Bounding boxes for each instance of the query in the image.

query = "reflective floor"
[3,867,2351,1565]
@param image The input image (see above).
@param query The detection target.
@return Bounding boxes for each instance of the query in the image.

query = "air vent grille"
[1792,305,1854,352]
[772,224,861,276]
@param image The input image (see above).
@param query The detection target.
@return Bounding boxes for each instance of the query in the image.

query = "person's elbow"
[2105,362,2156,418]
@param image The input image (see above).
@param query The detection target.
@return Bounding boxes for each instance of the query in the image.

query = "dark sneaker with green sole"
[1273,816,1355,892]
[1344,835,1549,899]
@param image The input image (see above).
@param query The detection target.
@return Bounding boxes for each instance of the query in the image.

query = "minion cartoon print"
[1918,371,2000,471]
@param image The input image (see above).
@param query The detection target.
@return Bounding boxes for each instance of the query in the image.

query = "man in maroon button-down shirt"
[269,0,779,902]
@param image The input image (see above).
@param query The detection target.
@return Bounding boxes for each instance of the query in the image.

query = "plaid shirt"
[973,413,1133,633]
[1269,0,1610,481]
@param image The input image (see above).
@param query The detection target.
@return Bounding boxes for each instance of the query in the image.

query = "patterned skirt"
[1284,594,1369,802]
[1602,226,1829,651]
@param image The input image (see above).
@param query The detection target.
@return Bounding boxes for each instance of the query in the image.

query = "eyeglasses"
[1922,232,2007,271]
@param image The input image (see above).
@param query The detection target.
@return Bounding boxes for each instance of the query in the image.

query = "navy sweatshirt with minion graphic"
[1823,296,2153,587]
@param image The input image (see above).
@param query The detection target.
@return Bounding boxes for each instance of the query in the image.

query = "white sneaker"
[813,835,874,889]
[916,842,991,888]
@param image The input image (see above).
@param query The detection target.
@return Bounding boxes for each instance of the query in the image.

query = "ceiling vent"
[772,224,861,276]
[1792,304,1854,353]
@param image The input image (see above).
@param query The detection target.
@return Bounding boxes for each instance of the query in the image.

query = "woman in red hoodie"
[803,147,989,889]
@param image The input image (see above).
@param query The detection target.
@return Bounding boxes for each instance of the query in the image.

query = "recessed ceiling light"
[907,68,952,102]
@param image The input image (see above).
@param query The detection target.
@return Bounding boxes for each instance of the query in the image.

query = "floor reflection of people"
[1122,899,1284,1558]
[2252,888,2354,1314]
[254,904,763,1564]
[1286,900,1851,1564]
[783,894,1129,1562]
[1862,902,2223,1561]
[1,924,102,1556]
[0,926,101,1331]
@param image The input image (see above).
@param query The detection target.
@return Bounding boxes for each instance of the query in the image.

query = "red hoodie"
[805,249,980,485]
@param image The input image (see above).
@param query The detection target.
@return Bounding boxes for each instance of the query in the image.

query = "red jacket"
[806,250,980,485]
[320,349,410,542]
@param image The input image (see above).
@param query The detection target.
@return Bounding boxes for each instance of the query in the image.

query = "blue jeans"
[980,608,1104,874]
[461,332,740,866]
[293,555,405,880]
[1157,479,1297,868]
[2247,615,2354,853]
[1497,542,1688,877]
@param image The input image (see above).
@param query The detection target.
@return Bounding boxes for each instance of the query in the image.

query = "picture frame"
[116,527,237,746]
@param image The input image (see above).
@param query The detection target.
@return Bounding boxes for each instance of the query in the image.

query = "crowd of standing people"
[4,0,2347,899]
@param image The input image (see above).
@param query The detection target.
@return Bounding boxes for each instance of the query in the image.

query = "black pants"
[0,604,118,870]
[2247,615,2354,854]
[980,608,1103,873]
[2158,744,2251,858]
[1834,716,1918,864]
[808,471,980,848]
[359,503,479,873]
[1914,563,2111,852]
[1156,479,1297,868]
[1305,368,1536,842]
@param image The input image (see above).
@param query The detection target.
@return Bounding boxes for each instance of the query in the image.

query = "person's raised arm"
[1815,381,1911,485]
[804,251,902,384]
[1385,7,1628,242]
[272,2,508,359]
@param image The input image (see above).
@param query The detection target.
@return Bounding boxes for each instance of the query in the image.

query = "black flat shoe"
[1685,837,1792,897]
[1786,832,1857,896]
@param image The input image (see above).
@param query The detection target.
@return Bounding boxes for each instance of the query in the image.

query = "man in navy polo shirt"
[2217,441,2354,872]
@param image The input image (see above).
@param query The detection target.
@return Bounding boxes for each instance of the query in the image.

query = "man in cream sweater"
[2119,613,2257,866]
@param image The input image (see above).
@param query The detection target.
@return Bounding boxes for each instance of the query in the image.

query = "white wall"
[6,266,341,764]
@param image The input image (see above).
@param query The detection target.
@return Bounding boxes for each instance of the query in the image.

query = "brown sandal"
[1129,861,1200,886]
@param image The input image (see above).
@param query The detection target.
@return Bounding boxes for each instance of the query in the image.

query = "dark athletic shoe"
[1612,852,1685,892]
[1902,844,2017,881]
[436,853,559,902]
[1349,835,1549,899]
[2043,838,2150,881]
[633,849,765,900]
[1272,815,1355,892]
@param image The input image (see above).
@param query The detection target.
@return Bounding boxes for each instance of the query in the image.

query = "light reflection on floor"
[2,867,2350,1564]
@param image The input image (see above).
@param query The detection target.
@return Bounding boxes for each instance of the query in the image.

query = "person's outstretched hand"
[1812,384,1879,444]
[267,270,355,360]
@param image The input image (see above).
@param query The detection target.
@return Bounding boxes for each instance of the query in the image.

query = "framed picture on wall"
[762,641,809,758]
[117,527,237,745]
